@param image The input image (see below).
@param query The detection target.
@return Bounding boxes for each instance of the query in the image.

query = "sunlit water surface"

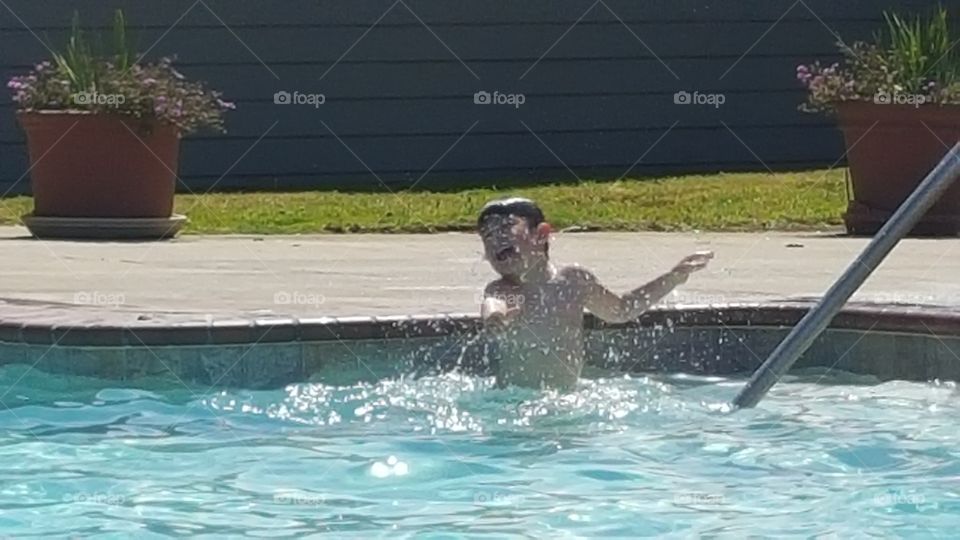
[0,364,958,538]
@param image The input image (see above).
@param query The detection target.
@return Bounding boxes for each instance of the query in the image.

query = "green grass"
[0,170,847,234]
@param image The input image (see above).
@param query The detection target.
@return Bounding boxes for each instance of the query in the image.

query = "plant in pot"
[6,10,234,239]
[797,6,960,236]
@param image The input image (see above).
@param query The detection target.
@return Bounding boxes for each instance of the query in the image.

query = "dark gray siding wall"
[0,0,952,193]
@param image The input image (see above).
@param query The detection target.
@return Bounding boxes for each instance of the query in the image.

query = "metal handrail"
[733,142,960,409]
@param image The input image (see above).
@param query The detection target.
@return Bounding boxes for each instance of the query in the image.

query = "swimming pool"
[1,302,959,537]
[0,364,957,537]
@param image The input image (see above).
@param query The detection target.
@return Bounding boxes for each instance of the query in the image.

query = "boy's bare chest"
[495,281,584,320]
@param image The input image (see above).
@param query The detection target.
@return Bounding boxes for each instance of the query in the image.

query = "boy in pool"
[478,197,713,390]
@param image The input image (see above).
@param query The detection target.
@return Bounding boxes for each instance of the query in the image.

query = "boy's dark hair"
[477,197,549,255]
[477,197,546,230]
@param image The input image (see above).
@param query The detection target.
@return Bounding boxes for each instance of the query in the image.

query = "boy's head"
[477,197,551,277]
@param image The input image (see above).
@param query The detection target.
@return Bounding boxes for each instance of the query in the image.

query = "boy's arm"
[569,251,713,323]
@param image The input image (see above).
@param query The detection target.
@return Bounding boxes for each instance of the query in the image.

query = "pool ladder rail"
[733,142,960,409]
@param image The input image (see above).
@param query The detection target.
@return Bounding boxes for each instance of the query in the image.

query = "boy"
[478,197,713,390]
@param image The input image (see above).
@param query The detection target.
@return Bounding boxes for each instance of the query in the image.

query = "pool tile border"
[0,302,957,347]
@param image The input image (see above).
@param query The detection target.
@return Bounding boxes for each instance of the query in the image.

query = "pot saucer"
[22,213,187,240]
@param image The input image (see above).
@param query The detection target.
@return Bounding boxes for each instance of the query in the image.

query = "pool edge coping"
[2,301,959,347]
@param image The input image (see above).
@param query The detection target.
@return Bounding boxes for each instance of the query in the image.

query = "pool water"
[0,364,958,538]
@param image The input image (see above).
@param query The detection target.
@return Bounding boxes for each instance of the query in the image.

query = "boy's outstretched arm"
[569,251,714,323]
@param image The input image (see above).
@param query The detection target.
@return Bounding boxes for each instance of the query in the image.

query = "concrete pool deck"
[1,226,959,329]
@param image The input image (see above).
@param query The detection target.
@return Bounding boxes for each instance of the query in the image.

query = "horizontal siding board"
[0,0,941,28]
[0,21,882,67]
[0,126,843,184]
[174,127,848,176]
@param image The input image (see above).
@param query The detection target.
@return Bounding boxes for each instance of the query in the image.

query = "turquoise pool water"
[0,364,957,538]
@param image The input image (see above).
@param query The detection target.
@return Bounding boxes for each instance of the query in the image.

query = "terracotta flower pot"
[17,111,180,218]
[835,101,960,236]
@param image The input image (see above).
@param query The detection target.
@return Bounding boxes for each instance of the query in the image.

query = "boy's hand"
[672,251,714,279]
[485,305,521,330]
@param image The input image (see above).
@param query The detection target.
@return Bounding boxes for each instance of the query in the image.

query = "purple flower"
[7,54,230,134]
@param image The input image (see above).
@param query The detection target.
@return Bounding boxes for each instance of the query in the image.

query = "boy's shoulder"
[484,277,512,294]
[556,264,600,285]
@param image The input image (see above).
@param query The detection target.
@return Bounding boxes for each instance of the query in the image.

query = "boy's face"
[479,214,548,276]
